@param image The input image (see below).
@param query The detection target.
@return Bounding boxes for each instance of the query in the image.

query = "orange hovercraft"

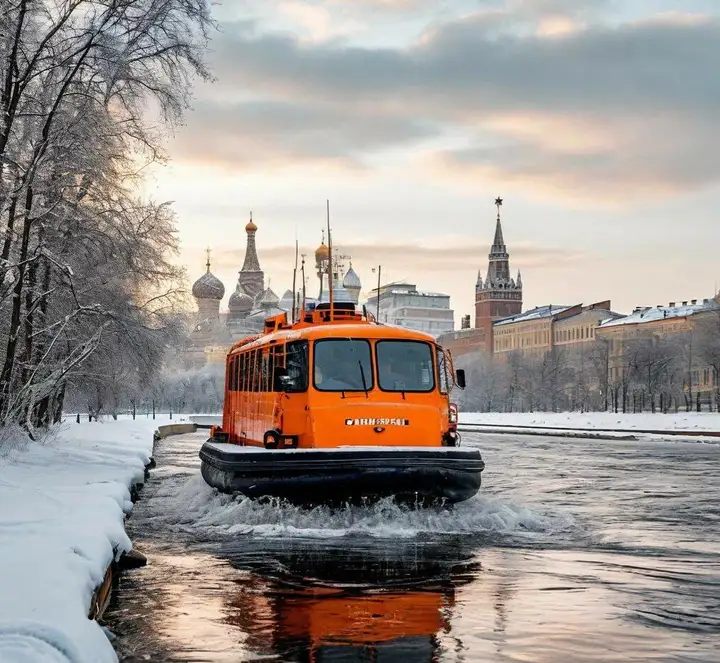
[199,298,484,507]
[199,218,484,506]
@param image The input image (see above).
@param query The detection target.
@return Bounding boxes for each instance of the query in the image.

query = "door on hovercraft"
[272,340,310,444]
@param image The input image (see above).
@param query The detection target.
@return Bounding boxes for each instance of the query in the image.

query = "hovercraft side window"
[313,339,374,392]
[377,340,435,393]
[274,340,309,393]
[437,348,450,395]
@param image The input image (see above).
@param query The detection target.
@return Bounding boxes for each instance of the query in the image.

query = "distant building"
[553,301,620,349]
[439,198,521,357]
[475,198,523,352]
[493,304,573,358]
[187,251,234,367]
[184,220,364,368]
[364,282,454,337]
[313,236,362,305]
[596,295,720,407]
[493,301,622,359]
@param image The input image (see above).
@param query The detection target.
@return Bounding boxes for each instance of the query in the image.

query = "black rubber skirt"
[199,441,485,506]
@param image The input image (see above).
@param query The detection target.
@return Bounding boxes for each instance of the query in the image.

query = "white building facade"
[365,283,455,338]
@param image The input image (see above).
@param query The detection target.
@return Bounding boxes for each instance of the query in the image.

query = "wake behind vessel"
[199,297,485,506]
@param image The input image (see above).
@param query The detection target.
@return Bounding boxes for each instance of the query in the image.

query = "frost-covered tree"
[0,0,214,435]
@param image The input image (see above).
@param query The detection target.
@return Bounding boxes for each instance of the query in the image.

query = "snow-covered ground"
[0,415,184,663]
[461,411,720,432]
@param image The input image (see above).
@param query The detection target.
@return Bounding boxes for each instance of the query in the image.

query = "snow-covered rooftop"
[599,299,720,328]
[494,305,573,326]
[376,289,449,298]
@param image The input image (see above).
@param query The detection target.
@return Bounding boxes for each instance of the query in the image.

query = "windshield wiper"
[358,360,369,398]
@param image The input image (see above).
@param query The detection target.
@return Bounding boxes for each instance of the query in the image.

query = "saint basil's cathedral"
[185,216,362,367]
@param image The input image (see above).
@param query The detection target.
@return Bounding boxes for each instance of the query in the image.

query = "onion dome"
[192,253,225,300]
[245,217,257,232]
[279,289,295,309]
[228,288,253,313]
[343,265,361,289]
[315,241,329,260]
[258,286,280,307]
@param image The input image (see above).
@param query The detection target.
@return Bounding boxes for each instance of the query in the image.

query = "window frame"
[437,346,450,395]
[376,339,437,394]
[312,338,375,393]
[276,339,309,393]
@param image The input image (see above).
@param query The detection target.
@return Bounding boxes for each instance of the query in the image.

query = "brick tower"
[475,198,523,351]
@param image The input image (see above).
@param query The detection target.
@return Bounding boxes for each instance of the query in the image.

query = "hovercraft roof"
[228,301,436,353]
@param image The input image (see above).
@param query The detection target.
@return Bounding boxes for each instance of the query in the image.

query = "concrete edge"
[458,421,720,438]
[457,425,638,441]
[89,422,200,625]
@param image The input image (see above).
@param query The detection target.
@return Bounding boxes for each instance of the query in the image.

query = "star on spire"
[495,197,503,218]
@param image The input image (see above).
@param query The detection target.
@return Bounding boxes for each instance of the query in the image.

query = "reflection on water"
[109,537,484,662]
[223,538,476,662]
[105,431,720,662]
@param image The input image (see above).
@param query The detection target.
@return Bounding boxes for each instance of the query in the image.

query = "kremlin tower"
[474,198,523,350]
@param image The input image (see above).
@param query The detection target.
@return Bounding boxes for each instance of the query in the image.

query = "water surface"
[105,430,720,662]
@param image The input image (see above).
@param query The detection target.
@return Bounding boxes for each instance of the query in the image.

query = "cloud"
[182,9,720,202]
[208,240,585,274]
[425,109,720,203]
[170,99,441,170]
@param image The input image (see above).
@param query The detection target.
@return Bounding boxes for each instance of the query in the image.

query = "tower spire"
[474,196,523,347]
[492,197,505,252]
[205,246,211,273]
[241,213,260,271]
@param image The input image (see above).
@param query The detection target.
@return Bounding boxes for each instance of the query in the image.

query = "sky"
[144,0,720,322]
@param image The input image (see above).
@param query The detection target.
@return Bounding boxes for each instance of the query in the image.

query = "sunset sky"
[145,0,720,321]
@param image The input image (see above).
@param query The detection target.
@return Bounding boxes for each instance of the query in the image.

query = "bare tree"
[455,352,507,412]
[696,312,720,411]
[625,332,677,413]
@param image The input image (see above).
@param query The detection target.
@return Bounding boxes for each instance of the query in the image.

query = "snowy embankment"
[460,411,720,433]
[0,416,178,663]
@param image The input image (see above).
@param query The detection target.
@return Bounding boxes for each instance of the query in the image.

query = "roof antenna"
[291,235,298,323]
[300,254,307,319]
[327,199,333,322]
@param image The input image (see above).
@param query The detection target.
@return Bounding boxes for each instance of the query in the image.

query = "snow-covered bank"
[461,411,720,432]
[0,417,176,663]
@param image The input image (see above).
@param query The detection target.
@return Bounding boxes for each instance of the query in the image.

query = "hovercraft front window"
[377,340,435,392]
[314,339,374,392]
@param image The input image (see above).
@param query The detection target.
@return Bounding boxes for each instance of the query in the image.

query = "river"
[104,430,720,662]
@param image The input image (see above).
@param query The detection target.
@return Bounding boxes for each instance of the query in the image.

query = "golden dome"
[315,242,329,259]
[245,217,257,232]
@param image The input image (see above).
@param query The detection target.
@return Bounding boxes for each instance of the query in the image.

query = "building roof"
[598,300,718,329]
[191,270,225,301]
[343,265,361,289]
[375,288,449,298]
[494,304,573,327]
[228,288,253,313]
[554,307,624,325]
